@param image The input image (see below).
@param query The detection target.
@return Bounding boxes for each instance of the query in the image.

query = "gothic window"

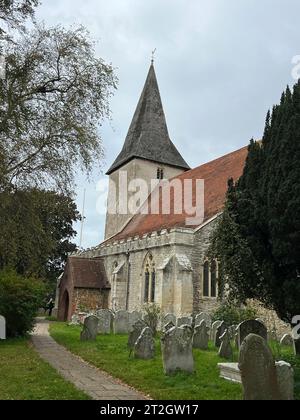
[211,260,217,298]
[144,270,150,303]
[203,260,218,298]
[144,254,156,303]
[203,261,210,297]
[151,271,156,302]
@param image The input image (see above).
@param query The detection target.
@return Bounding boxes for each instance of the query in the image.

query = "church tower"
[105,63,190,240]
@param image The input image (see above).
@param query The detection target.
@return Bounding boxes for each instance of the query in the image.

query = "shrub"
[0,269,46,337]
[142,303,161,336]
[212,302,257,327]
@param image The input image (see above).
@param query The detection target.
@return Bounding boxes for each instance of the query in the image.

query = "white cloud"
[36,0,300,247]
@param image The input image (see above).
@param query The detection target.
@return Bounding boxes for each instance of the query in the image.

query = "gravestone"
[164,321,175,333]
[134,327,155,360]
[163,313,176,326]
[113,310,129,334]
[280,334,294,347]
[0,316,6,340]
[238,319,268,348]
[195,313,212,328]
[239,334,280,400]
[129,311,142,330]
[211,320,223,342]
[97,310,112,335]
[161,326,194,375]
[80,315,98,341]
[128,320,147,351]
[215,321,227,348]
[218,330,233,360]
[177,316,193,328]
[276,361,294,401]
[193,320,209,350]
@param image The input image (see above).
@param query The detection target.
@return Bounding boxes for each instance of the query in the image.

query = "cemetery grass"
[50,323,243,400]
[0,338,90,400]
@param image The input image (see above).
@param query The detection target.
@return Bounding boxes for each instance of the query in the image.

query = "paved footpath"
[31,320,147,401]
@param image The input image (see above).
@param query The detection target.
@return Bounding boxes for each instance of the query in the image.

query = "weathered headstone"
[211,320,223,342]
[129,311,142,330]
[218,330,233,360]
[163,313,176,326]
[238,319,268,348]
[0,316,6,340]
[239,334,280,400]
[80,315,98,341]
[128,320,147,351]
[193,320,209,350]
[113,310,129,334]
[164,321,175,333]
[177,316,193,328]
[215,321,227,348]
[134,327,155,360]
[161,326,194,375]
[97,309,112,335]
[280,334,294,347]
[195,313,212,328]
[276,361,294,401]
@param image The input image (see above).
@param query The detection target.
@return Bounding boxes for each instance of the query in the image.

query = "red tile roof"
[68,257,110,289]
[109,146,248,242]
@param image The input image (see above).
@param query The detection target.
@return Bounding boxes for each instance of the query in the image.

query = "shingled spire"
[107,63,190,174]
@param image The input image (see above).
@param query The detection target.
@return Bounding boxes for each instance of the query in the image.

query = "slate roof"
[67,257,110,289]
[108,146,248,241]
[107,64,190,174]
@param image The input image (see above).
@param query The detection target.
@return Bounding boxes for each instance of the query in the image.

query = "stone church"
[57,63,249,322]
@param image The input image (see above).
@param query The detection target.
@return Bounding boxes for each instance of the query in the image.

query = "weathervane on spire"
[151,48,157,65]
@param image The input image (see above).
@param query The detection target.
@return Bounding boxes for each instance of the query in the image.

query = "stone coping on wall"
[72,228,195,259]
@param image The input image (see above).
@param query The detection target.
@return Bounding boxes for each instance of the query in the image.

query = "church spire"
[106,63,190,175]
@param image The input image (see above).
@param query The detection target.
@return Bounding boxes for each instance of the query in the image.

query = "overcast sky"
[37,0,300,248]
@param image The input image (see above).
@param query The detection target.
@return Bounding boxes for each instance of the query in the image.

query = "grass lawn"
[50,322,243,400]
[0,338,90,400]
[50,323,300,401]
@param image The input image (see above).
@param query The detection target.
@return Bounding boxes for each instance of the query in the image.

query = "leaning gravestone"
[134,327,155,360]
[195,313,212,328]
[276,361,294,401]
[215,321,227,348]
[113,310,129,334]
[177,316,193,328]
[80,315,98,341]
[161,326,194,375]
[128,320,147,351]
[239,334,280,400]
[0,316,6,340]
[238,319,268,348]
[164,313,177,326]
[164,321,175,333]
[97,310,112,335]
[219,330,233,360]
[211,320,223,342]
[193,320,209,350]
[280,334,294,347]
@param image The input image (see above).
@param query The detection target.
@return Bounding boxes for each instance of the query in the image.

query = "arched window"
[144,254,156,303]
[211,260,217,298]
[203,261,210,297]
[144,269,150,303]
[203,260,218,298]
